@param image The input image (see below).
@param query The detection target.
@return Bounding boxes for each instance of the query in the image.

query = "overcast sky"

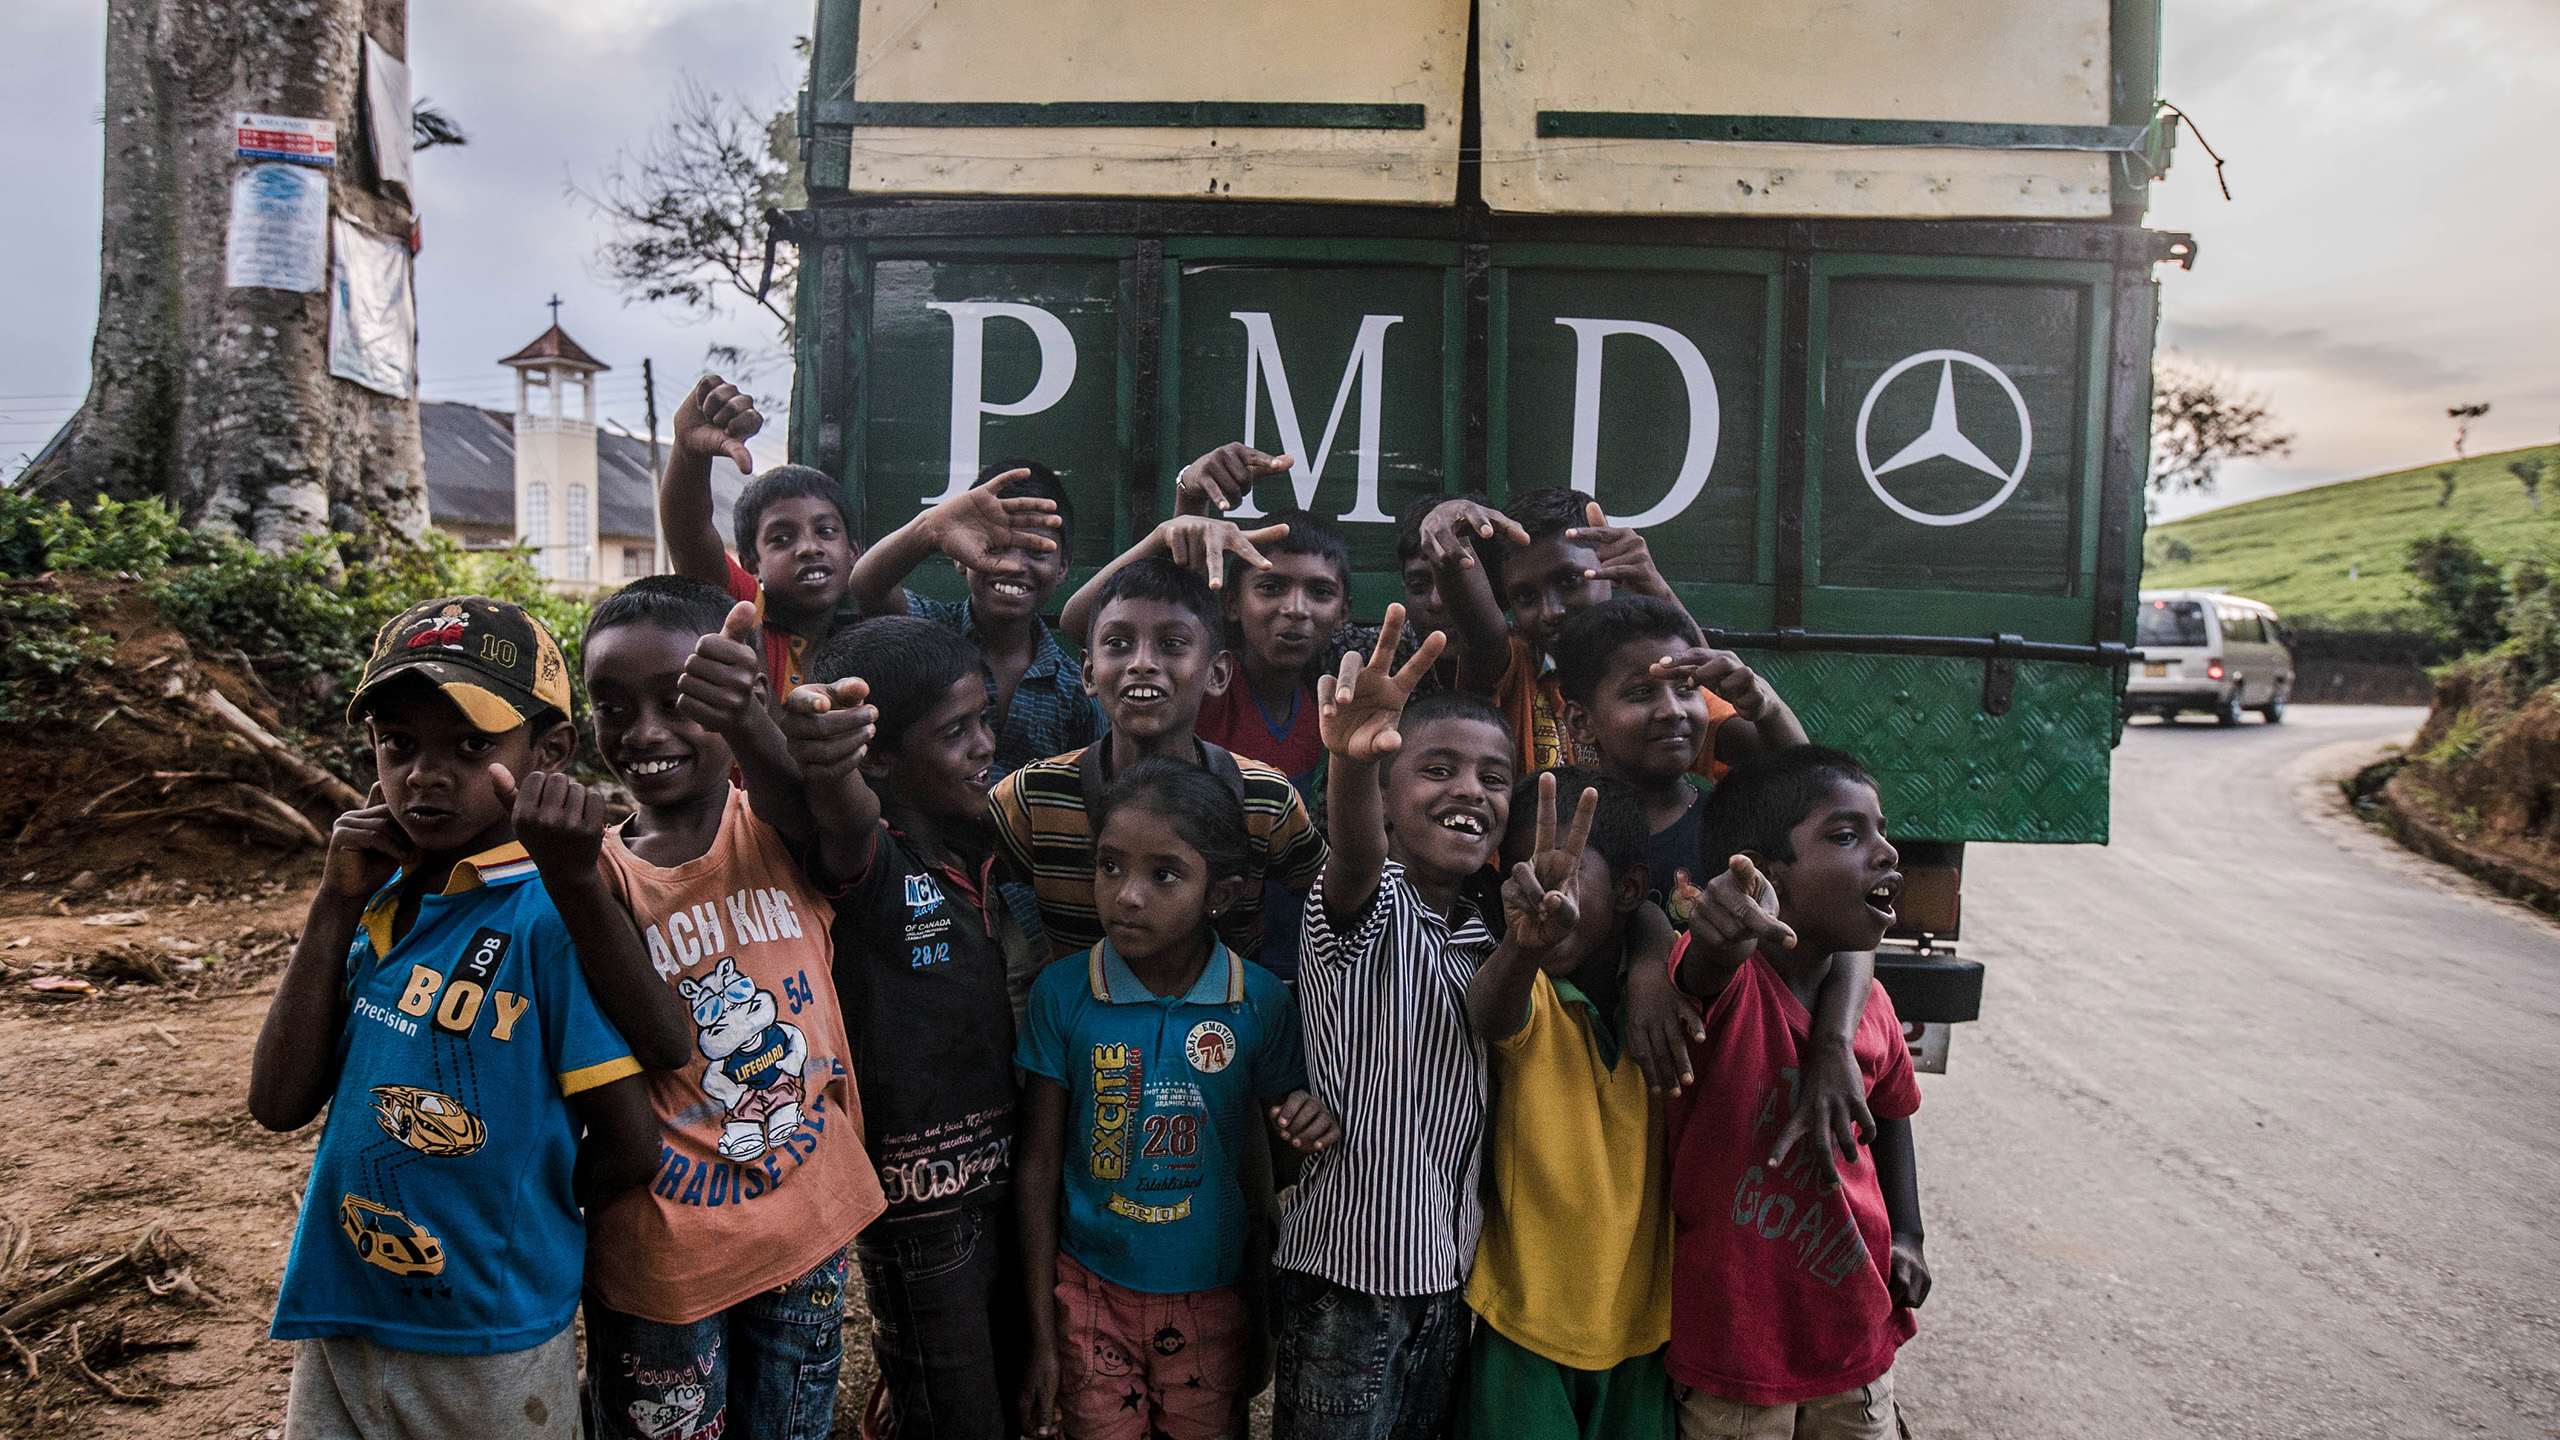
[4,0,2554,521]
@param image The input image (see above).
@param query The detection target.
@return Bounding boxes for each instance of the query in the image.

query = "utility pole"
[642,357,663,574]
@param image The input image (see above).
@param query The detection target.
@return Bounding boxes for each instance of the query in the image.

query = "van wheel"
[2216,691,2244,726]
[2259,690,2286,724]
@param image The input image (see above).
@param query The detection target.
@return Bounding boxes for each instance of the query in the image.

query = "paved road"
[1894,705,2560,1439]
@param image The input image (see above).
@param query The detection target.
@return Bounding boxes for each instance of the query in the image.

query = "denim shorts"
[584,1246,851,1440]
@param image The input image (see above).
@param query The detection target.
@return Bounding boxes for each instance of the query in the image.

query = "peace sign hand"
[1316,603,1449,762]
[1503,771,1596,954]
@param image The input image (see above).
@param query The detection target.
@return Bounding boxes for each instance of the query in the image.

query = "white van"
[2125,589,2295,725]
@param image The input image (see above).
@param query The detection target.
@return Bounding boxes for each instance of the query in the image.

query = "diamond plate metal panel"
[1752,653,2114,843]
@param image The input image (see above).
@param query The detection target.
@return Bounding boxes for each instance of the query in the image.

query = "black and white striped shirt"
[1274,862,1495,1297]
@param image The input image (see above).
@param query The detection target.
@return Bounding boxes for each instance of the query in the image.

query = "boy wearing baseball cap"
[251,597,674,1439]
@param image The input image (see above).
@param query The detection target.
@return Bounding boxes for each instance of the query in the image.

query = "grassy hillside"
[2145,443,2560,624]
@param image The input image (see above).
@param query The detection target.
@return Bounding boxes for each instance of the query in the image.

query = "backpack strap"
[1077,739,1250,817]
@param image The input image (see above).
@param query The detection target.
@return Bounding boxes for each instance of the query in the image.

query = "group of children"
[253,373,1929,1440]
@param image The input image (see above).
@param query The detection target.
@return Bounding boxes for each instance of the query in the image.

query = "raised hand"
[1269,1090,1341,1154]
[778,678,878,777]
[1692,854,1797,954]
[669,375,761,472]
[1161,515,1290,590]
[1567,500,1671,596]
[1650,645,1775,720]
[1175,442,1294,515]
[1503,772,1597,954]
[928,469,1061,574]
[323,782,416,898]
[1415,496,1528,573]
[493,764,607,878]
[1316,603,1449,762]
[675,602,768,734]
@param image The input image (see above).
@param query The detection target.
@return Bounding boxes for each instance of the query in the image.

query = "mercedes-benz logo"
[1854,349,2033,527]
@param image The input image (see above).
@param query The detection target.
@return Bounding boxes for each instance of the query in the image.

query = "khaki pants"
[285,1325,581,1440]
[1676,1365,1898,1440]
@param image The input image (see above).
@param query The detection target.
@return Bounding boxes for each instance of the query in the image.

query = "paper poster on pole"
[225,164,330,292]
[362,36,414,193]
[235,113,335,165]
[328,217,415,397]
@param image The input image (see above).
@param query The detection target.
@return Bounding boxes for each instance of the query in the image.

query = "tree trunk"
[29,0,427,553]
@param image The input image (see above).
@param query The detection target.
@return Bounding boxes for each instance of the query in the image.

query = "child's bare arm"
[1016,1077,1069,1438]
[1056,515,1288,644]
[1769,950,1879,1175]
[1464,775,1595,1040]
[662,376,761,584]
[1316,606,1445,928]
[499,766,692,1070]
[848,470,1062,619]
[1873,1114,1930,1308]
[249,790,411,1131]
[1622,900,1706,1096]
[775,679,886,885]
[570,1073,663,1209]
[1415,498,1525,694]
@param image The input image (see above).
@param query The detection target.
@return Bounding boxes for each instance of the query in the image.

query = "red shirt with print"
[1665,951,1922,1405]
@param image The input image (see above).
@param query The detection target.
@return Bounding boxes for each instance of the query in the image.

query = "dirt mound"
[1,578,353,905]
[2365,658,2560,911]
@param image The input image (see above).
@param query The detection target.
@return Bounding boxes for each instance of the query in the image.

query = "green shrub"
[0,591,116,725]
[2404,531,2509,655]
[0,496,599,772]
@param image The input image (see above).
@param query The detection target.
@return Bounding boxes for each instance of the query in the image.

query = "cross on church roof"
[547,293,563,325]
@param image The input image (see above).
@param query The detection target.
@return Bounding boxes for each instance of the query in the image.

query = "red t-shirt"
[1194,660,1327,797]
[724,555,818,699]
[1665,952,1922,1405]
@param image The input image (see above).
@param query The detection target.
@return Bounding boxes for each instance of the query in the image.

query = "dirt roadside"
[0,868,891,1440]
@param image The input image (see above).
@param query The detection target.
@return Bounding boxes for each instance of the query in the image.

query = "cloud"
[2157,322,2471,392]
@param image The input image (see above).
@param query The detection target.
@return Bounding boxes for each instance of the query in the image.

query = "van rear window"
[2138,600,2209,648]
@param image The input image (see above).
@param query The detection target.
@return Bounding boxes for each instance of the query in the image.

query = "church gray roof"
[419,400,746,542]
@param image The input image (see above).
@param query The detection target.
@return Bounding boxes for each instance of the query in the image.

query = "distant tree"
[576,79,802,348]
[2447,401,2491,459]
[2149,360,2294,499]
[2508,457,2545,513]
[2403,531,2507,653]
[2438,467,2458,509]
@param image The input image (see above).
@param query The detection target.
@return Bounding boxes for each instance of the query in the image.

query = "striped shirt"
[1274,862,1496,1298]
[986,741,1328,961]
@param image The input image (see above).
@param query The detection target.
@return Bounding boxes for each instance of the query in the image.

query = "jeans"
[1272,1268,1473,1440]
[854,1203,1027,1440]
[585,1246,850,1440]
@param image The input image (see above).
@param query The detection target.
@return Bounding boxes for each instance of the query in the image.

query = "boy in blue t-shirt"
[250,598,663,1436]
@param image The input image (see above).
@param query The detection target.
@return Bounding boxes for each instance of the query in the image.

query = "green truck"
[777,0,2190,1067]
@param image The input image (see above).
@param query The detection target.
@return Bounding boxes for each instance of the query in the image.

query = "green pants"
[1460,1324,1674,1440]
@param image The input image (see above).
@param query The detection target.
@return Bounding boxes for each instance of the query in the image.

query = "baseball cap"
[348,597,574,733]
